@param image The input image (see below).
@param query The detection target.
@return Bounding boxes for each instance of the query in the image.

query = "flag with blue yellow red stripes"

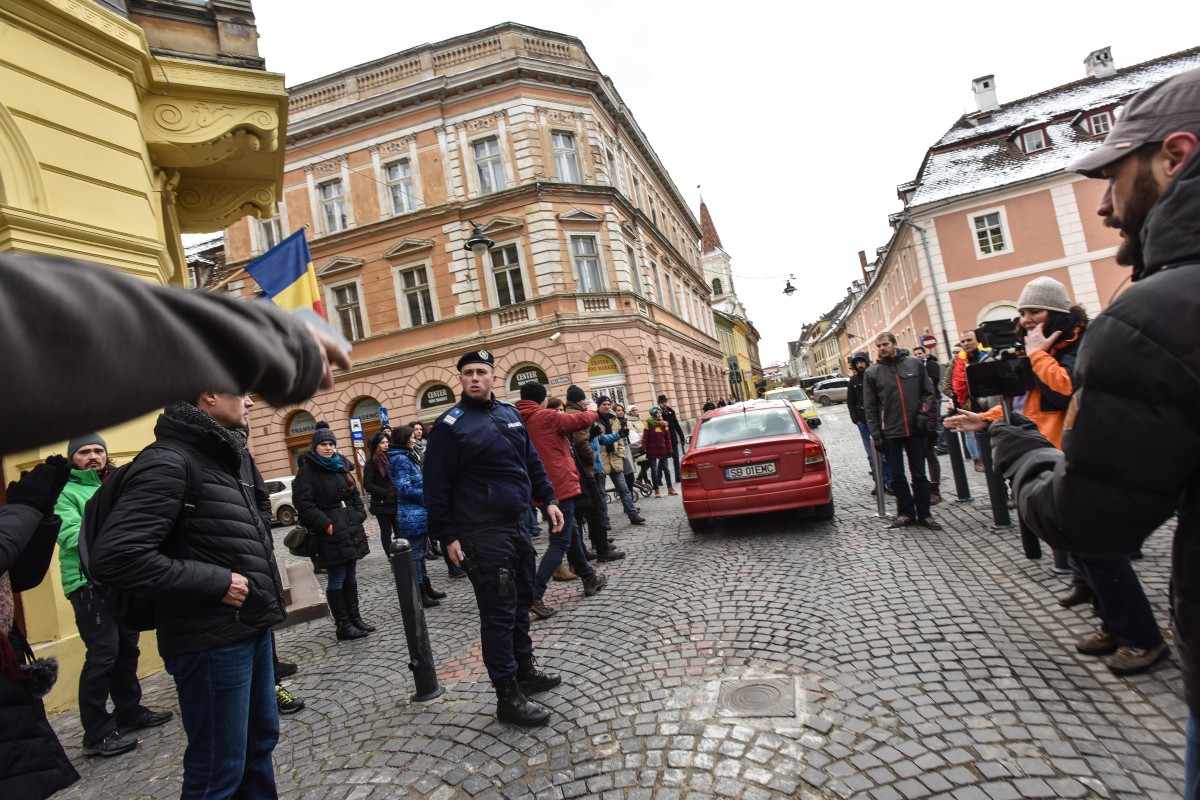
[244,228,324,317]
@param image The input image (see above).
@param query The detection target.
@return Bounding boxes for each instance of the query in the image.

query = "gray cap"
[1070,66,1200,178]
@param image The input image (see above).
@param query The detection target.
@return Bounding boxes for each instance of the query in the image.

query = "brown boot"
[553,561,576,581]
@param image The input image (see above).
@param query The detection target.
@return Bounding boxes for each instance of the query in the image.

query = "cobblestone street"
[50,410,1186,799]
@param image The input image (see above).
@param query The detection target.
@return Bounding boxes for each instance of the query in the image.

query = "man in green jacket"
[55,434,172,757]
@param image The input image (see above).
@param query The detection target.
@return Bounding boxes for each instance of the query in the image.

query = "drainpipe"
[903,217,952,353]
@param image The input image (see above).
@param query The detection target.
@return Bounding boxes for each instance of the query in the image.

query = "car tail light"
[803,443,825,469]
[680,462,698,481]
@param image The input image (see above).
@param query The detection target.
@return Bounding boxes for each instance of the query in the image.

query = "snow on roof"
[908,48,1200,208]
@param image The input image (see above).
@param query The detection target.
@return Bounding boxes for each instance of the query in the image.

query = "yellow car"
[764,387,822,428]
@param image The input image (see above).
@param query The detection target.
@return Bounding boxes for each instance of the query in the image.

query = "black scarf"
[164,402,245,456]
[599,411,618,453]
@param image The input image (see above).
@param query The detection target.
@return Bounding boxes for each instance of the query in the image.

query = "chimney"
[972,75,999,112]
[1085,46,1116,79]
[858,250,869,284]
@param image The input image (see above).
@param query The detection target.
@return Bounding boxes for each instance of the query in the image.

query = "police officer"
[423,349,566,727]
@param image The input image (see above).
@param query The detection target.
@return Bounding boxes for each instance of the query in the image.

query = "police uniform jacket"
[423,393,557,546]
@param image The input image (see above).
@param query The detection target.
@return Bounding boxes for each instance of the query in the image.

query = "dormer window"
[1022,129,1048,153]
[1088,111,1112,136]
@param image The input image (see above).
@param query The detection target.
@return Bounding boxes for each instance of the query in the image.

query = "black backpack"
[78,443,201,631]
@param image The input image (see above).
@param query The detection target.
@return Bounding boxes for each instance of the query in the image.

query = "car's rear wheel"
[277,505,296,526]
[813,500,834,521]
[688,517,711,533]
[818,395,832,406]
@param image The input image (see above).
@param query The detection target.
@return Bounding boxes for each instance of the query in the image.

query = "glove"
[5,455,71,516]
[873,437,886,453]
[915,411,932,432]
[989,420,1054,478]
[620,428,629,439]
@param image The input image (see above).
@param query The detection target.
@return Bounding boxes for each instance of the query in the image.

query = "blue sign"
[379,407,389,426]
[349,416,365,442]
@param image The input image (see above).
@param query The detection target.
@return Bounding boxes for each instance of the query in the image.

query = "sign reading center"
[420,383,453,409]
[508,365,548,392]
[587,353,620,378]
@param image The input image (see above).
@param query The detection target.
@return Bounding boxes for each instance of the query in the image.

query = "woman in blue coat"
[388,425,445,608]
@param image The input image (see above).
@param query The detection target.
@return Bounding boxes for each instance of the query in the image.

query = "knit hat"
[67,433,107,458]
[519,381,548,404]
[1017,277,1071,314]
[648,405,662,417]
[566,384,587,404]
[627,404,639,413]
[596,395,612,406]
[657,394,669,404]
[312,420,337,448]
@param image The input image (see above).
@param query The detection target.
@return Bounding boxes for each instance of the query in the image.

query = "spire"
[699,201,723,254]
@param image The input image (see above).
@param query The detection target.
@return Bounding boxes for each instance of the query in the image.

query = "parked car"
[265,475,296,526]
[763,386,821,427]
[798,374,842,392]
[811,377,850,406]
[680,399,833,531]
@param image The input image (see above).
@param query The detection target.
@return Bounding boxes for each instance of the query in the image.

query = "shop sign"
[587,353,621,377]
[508,365,548,391]
[420,384,454,409]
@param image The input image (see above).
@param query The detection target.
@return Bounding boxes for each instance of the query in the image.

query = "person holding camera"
[947,278,1166,676]
[863,332,940,530]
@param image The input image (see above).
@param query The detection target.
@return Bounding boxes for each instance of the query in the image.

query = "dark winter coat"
[847,369,868,425]
[88,409,286,659]
[863,355,934,442]
[996,148,1200,714]
[387,450,427,538]
[293,453,369,567]
[0,505,80,799]
[362,456,398,517]
[643,421,673,459]
[660,405,686,448]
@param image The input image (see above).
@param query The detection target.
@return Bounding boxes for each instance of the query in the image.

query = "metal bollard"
[946,427,971,501]
[974,429,1012,530]
[873,446,887,518]
[388,539,444,702]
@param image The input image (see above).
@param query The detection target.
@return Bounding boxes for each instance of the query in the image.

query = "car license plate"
[724,462,777,481]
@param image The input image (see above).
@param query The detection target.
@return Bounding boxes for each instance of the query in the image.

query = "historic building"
[217,24,725,476]
[699,201,761,402]
[809,45,1200,370]
[1,0,287,710]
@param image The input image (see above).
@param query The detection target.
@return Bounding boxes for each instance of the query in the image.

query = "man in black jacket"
[991,67,1200,792]
[90,392,286,798]
[846,352,891,495]
[864,332,939,529]
[656,394,687,482]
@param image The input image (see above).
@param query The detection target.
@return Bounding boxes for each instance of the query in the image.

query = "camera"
[965,319,1035,399]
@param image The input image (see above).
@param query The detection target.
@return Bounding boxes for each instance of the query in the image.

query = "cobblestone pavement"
[51,409,1186,799]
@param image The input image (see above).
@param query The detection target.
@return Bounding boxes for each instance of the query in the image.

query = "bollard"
[873,447,888,518]
[389,539,444,702]
[974,429,1012,530]
[946,427,971,501]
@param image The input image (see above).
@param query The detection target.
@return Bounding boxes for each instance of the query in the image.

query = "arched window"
[712,278,723,296]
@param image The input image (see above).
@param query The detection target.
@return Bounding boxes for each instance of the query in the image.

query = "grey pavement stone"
[46,410,1188,798]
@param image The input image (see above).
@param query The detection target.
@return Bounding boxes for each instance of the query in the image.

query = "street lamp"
[463,221,494,256]
[783,275,797,297]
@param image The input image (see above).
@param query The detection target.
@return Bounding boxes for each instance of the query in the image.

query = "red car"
[680,399,833,531]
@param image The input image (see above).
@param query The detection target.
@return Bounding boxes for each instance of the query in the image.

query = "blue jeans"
[856,422,891,488]
[1187,712,1199,800]
[325,558,358,590]
[962,430,980,460]
[884,434,931,519]
[609,472,640,517]
[405,535,427,584]
[532,497,595,600]
[165,630,279,799]
[651,457,674,490]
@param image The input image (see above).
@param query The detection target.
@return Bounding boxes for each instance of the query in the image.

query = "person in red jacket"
[949,330,991,471]
[642,407,676,497]
[515,382,609,619]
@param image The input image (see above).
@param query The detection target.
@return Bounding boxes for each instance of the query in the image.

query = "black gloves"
[989,419,1054,478]
[620,428,630,439]
[915,411,932,432]
[5,455,71,516]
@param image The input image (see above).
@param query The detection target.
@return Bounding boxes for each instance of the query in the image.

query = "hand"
[5,455,71,515]
[943,410,987,432]
[620,428,629,439]
[547,504,565,533]
[222,572,249,607]
[873,437,886,452]
[1023,323,1061,354]
[306,323,353,391]
[446,540,464,567]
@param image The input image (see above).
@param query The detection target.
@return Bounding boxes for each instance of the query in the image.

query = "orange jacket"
[978,329,1082,449]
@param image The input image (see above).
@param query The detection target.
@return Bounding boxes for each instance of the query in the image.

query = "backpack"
[78,443,202,631]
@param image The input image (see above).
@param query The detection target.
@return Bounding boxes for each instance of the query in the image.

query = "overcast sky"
[248,1,1199,363]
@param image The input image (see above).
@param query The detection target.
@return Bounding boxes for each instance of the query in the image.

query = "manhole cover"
[716,677,795,718]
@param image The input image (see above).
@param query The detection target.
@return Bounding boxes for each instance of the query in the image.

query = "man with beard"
[989,67,1200,795]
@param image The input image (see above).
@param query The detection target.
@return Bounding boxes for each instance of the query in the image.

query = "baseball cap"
[1070,66,1200,178]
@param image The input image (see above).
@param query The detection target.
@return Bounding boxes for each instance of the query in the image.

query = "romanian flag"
[245,228,324,318]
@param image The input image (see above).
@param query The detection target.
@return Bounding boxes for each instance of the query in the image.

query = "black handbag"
[283,525,317,557]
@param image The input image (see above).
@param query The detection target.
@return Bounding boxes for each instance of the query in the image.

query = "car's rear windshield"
[765,388,809,403]
[695,408,801,447]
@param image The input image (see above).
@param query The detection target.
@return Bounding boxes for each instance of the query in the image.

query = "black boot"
[327,588,368,641]
[343,582,375,632]
[422,577,447,600]
[426,538,442,558]
[493,674,550,727]
[516,655,561,694]
[420,583,441,608]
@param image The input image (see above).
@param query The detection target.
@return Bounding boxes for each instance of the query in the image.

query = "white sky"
[248,0,1199,364]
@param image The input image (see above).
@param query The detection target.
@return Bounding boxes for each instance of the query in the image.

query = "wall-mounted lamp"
[463,221,495,255]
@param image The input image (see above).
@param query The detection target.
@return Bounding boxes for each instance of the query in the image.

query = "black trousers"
[376,513,400,557]
[461,521,537,681]
[1079,555,1164,649]
[68,585,143,745]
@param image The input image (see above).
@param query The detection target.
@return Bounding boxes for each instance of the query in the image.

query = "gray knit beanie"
[67,433,107,458]
[1017,277,1071,314]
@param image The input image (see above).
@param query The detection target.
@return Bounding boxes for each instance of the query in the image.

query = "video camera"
[965,319,1035,399]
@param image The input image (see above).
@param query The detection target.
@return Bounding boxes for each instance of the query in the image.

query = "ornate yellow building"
[0,0,286,711]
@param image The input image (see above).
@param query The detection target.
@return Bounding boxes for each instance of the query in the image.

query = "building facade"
[700,201,761,403]
[218,24,725,477]
[1,0,287,711]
